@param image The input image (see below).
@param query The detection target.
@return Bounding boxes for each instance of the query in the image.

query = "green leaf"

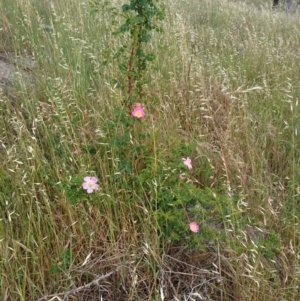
[122,4,131,12]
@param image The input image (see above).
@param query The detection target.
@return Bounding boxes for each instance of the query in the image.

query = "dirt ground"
[0,53,35,99]
[0,54,15,88]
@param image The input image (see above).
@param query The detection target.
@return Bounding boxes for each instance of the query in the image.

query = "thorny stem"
[127,43,135,98]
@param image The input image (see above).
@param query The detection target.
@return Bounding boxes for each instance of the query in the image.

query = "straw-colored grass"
[1,0,300,300]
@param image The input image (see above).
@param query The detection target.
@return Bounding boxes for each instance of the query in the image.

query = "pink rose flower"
[189,222,199,233]
[131,103,145,118]
[182,157,192,169]
[82,176,99,194]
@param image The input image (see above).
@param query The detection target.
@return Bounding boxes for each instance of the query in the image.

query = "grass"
[1,0,300,300]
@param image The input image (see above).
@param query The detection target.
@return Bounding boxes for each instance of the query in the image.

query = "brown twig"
[36,266,122,301]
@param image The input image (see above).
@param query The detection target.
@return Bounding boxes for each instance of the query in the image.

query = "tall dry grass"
[0,0,300,300]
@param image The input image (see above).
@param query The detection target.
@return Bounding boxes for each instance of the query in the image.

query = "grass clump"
[1,0,300,300]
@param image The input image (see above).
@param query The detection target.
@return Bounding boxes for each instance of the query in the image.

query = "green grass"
[1,0,300,300]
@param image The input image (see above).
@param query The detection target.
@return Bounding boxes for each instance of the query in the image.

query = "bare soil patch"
[0,53,35,94]
[0,54,15,88]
